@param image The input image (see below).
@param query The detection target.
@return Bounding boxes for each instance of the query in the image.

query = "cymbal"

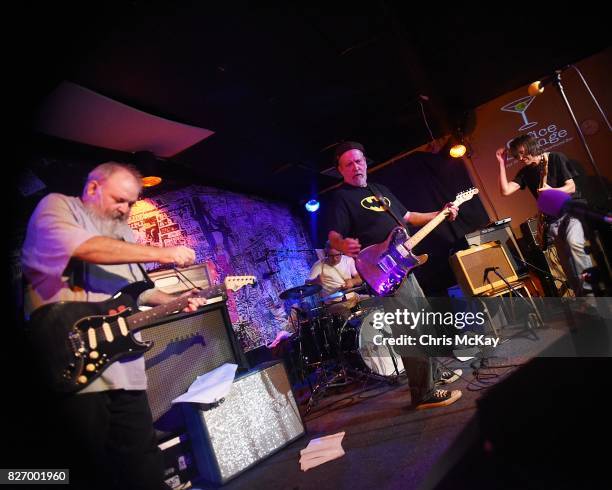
[321,291,345,301]
[321,285,366,302]
[279,283,322,300]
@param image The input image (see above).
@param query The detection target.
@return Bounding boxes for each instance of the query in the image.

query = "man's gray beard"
[83,203,127,239]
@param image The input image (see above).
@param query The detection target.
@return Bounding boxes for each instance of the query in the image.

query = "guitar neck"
[405,209,449,250]
[126,284,226,331]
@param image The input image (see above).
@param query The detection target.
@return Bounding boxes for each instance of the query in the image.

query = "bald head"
[85,162,143,192]
[82,162,142,224]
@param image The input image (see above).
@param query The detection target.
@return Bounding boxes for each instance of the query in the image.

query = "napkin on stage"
[171,363,238,405]
[299,432,346,471]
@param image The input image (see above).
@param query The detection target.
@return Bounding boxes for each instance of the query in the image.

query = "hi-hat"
[279,284,322,300]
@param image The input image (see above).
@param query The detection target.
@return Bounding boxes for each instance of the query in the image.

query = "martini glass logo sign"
[501,96,538,130]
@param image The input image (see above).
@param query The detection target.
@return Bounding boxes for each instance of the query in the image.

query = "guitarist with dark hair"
[497,135,594,296]
[323,141,464,410]
[21,162,206,490]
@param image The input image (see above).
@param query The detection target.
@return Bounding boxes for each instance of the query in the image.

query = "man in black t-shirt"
[497,134,593,296]
[323,141,463,410]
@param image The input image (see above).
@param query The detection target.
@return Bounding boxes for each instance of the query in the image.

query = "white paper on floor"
[299,432,346,471]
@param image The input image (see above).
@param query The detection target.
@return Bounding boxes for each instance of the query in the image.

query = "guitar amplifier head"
[450,241,518,296]
[148,264,211,295]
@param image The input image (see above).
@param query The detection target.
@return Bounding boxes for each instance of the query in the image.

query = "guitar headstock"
[453,187,479,206]
[224,275,257,292]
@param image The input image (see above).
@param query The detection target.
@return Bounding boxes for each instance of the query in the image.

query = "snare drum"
[338,307,404,377]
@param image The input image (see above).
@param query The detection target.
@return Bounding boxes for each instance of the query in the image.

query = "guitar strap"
[367,183,408,230]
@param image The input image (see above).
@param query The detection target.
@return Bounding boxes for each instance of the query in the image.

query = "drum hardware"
[319,283,369,303]
[279,283,322,300]
[280,283,403,414]
[301,305,404,415]
[336,307,404,382]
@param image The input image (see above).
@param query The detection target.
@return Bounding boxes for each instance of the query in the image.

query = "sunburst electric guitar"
[355,188,479,296]
[26,275,256,393]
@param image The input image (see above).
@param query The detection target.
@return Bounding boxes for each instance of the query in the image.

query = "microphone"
[527,67,570,96]
[537,189,612,225]
[482,266,498,285]
[262,270,280,279]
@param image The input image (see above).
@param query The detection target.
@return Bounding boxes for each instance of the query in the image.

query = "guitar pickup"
[396,243,409,257]
[378,255,397,273]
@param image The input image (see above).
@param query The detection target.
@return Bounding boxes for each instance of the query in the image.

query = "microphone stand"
[549,70,611,202]
[486,268,542,337]
[507,251,572,297]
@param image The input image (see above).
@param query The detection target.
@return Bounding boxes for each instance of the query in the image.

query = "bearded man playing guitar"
[323,141,465,410]
[21,162,207,490]
[497,134,593,296]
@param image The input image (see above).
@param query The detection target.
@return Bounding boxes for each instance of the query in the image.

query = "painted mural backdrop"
[128,185,317,351]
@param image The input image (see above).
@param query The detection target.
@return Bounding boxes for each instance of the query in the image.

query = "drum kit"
[279,283,404,413]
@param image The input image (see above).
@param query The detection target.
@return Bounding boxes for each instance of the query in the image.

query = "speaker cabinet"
[450,242,518,296]
[465,222,527,275]
[142,301,246,437]
[184,361,305,485]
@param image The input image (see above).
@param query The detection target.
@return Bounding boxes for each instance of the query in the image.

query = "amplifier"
[148,264,211,294]
[465,221,526,275]
[450,242,518,296]
[520,217,571,297]
[142,302,247,438]
[183,361,305,485]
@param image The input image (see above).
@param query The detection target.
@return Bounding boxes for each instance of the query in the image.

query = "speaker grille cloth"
[462,246,515,287]
[190,362,305,483]
[142,307,236,428]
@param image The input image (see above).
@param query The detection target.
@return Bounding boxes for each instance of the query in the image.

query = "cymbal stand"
[302,315,353,415]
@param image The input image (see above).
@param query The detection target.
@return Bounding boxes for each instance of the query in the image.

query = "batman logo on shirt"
[360,196,391,212]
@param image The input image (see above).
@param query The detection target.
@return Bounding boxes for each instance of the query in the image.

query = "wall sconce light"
[133,151,163,187]
[449,142,467,158]
[448,128,471,159]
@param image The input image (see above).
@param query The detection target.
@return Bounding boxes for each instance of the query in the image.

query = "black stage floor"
[190,319,606,490]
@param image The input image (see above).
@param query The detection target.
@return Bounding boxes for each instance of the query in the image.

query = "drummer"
[306,241,367,315]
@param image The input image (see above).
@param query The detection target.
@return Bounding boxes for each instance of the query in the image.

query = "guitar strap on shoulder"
[367,183,407,229]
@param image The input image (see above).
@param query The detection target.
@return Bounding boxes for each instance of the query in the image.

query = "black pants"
[50,390,169,490]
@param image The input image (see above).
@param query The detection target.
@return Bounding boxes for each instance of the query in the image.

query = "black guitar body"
[27,281,152,393]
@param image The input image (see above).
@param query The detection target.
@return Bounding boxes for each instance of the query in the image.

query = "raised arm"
[497,147,521,196]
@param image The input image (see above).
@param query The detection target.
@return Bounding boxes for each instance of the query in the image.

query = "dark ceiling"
[16,2,609,204]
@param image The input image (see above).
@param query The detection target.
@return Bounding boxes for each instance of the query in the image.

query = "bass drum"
[340,307,404,377]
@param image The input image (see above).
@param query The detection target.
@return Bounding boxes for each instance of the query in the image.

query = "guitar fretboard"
[126,284,225,330]
[405,209,449,250]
